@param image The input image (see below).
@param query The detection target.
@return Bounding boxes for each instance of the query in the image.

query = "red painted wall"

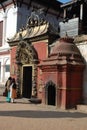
[33,41,48,99]
[41,64,84,109]
[10,46,17,79]
[33,41,48,61]
[65,66,84,108]
[10,41,48,99]
[41,67,58,103]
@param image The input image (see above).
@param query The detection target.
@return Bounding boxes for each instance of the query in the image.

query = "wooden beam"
[12,0,16,7]
[27,0,32,9]
[0,3,5,12]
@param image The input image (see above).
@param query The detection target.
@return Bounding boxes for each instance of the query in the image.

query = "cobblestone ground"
[0,91,87,130]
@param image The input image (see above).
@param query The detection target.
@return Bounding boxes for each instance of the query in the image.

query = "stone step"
[77,104,87,113]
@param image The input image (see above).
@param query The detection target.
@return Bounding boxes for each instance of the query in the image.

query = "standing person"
[5,77,12,102]
[10,78,17,103]
[3,81,8,97]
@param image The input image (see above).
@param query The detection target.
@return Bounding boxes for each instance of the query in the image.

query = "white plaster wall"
[0,4,17,49]
[0,58,3,82]
[0,55,10,82]
[0,4,17,83]
[6,8,17,39]
[77,42,87,104]
[0,10,5,47]
[4,57,10,81]
[0,11,4,21]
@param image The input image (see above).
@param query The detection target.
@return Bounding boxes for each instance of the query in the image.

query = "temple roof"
[39,36,84,66]
[0,0,62,12]
[7,7,60,46]
[7,20,59,45]
[51,37,81,55]
[61,0,86,8]
[0,0,62,8]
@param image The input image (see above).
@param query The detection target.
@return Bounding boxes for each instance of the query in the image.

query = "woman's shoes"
[11,99,14,103]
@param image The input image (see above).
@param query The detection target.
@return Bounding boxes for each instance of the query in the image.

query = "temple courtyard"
[0,95,87,130]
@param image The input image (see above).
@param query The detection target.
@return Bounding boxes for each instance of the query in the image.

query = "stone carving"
[16,40,38,97]
[16,41,34,64]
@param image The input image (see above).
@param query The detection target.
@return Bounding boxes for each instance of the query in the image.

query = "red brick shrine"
[8,11,85,109]
[39,37,85,109]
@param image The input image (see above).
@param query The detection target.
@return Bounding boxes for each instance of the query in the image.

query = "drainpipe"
[79,3,83,33]
[80,3,83,21]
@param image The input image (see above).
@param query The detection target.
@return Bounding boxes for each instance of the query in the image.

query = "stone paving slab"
[0,96,87,130]
[77,104,87,113]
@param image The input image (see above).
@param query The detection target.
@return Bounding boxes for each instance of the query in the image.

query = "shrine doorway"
[22,66,32,98]
[46,81,56,106]
[48,85,56,105]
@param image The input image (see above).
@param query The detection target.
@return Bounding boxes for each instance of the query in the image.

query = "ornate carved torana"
[16,40,38,97]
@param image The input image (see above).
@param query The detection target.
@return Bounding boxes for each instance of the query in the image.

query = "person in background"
[3,80,8,97]
[5,77,12,102]
[10,78,17,103]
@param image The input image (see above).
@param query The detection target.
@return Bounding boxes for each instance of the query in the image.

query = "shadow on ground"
[0,110,87,118]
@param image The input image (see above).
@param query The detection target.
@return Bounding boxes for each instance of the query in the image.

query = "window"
[0,21,3,47]
[5,65,10,72]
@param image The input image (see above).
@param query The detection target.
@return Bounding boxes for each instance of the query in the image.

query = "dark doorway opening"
[22,66,32,98]
[47,85,56,106]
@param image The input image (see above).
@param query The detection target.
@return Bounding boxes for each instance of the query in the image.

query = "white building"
[0,0,62,85]
[74,35,87,104]
[0,2,30,84]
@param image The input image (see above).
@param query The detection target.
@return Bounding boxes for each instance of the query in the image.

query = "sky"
[58,0,71,3]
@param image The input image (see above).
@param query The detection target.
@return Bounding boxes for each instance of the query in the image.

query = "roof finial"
[65,32,68,37]
[26,8,45,28]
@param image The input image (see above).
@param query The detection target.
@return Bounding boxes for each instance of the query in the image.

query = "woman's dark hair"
[8,77,12,80]
[12,78,15,82]
[12,78,16,89]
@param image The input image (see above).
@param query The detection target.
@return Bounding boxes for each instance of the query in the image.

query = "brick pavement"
[0,96,87,130]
